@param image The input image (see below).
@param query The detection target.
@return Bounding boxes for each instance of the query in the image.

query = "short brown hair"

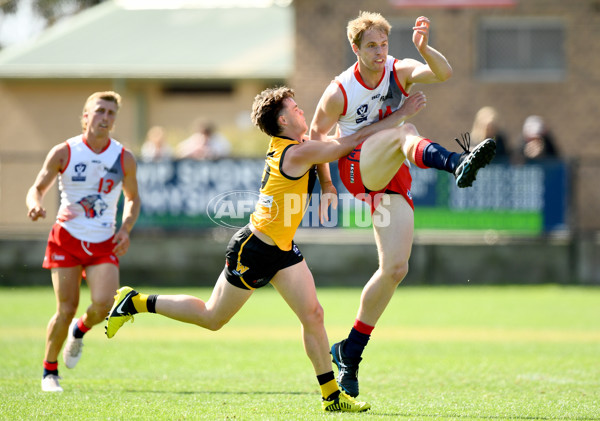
[251,86,295,137]
[347,11,391,49]
[81,91,122,131]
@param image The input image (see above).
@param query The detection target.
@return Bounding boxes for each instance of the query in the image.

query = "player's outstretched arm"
[351,91,427,141]
[403,16,452,87]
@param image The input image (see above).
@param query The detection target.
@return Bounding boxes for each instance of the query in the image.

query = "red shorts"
[43,223,119,269]
[338,143,414,213]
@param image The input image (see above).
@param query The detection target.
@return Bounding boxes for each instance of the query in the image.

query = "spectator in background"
[140,126,173,162]
[516,115,558,163]
[176,119,231,160]
[470,106,509,160]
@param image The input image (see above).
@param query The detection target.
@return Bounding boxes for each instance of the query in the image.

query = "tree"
[1,0,106,27]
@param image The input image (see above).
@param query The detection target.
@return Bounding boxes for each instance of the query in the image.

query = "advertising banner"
[135,159,568,234]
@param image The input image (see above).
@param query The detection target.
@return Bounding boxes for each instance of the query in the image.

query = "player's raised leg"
[361,124,496,191]
[453,133,496,188]
[358,125,413,191]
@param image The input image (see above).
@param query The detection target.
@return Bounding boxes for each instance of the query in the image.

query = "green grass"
[1,285,599,420]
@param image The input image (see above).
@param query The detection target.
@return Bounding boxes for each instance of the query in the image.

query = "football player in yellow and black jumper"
[105,86,425,412]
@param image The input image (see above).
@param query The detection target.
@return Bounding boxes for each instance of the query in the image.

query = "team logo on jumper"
[72,163,87,182]
[407,189,413,200]
[356,104,369,124]
[78,194,108,218]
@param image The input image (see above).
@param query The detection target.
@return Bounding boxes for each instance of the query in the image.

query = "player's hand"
[319,182,338,224]
[399,91,427,120]
[112,229,131,257]
[412,16,431,52]
[27,206,46,221]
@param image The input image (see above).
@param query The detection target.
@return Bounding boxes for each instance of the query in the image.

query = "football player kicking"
[106,85,425,412]
[310,12,496,397]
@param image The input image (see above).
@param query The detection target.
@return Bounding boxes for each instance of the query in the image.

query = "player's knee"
[302,302,325,328]
[387,124,418,152]
[313,303,325,325]
[94,298,114,315]
[57,303,78,321]
[381,260,409,285]
[398,122,417,136]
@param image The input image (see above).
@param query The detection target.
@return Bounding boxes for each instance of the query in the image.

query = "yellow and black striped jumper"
[223,136,316,290]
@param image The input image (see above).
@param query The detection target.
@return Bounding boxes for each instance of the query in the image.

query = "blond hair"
[80,91,122,131]
[347,11,391,49]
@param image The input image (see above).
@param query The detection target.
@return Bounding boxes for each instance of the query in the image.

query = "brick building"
[0,0,598,283]
[291,0,600,232]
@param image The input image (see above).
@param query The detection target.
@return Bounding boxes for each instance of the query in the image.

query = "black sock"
[43,369,58,377]
[423,142,461,173]
[147,294,158,313]
[343,328,371,360]
[43,361,58,378]
[317,371,340,400]
[73,323,85,339]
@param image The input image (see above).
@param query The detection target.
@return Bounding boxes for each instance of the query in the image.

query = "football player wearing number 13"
[26,91,141,392]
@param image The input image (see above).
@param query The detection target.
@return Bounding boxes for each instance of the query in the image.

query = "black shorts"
[224,225,304,290]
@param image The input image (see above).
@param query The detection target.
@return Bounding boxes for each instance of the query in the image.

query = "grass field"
[1,285,599,420]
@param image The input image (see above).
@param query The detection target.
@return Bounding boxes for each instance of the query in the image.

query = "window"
[162,83,233,95]
[389,22,423,62]
[478,18,565,82]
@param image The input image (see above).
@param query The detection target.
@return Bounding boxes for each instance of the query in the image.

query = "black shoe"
[331,340,361,397]
[454,133,496,188]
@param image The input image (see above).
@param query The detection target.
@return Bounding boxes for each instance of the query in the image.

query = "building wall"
[1,1,599,235]
[0,80,117,236]
[292,0,600,231]
[0,78,272,237]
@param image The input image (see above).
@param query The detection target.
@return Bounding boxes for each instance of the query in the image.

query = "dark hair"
[251,86,295,137]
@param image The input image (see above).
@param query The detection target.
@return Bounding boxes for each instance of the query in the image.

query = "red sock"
[414,138,432,169]
[353,319,374,335]
[77,318,91,333]
[43,360,58,371]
